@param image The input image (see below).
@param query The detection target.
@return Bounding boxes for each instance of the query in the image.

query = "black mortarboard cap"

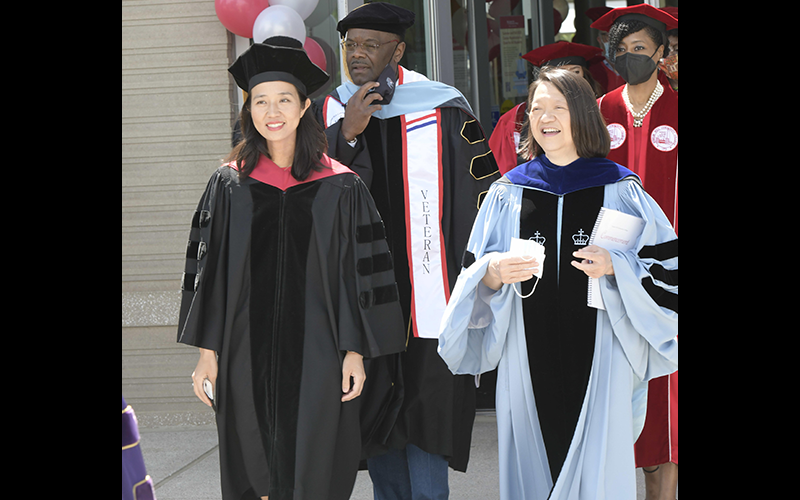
[336,2,415,38]
[228,36,329,95]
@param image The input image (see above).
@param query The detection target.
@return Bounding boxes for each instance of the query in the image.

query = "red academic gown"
[598,76,678,467]
[488,102,529,175]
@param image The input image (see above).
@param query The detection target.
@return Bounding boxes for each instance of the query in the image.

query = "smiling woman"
[519,67,610,164]
[226,36,328,182]
[249,82,312,168]
[528,81,576,165]
[438,65,679,500]
[178,35,406,500]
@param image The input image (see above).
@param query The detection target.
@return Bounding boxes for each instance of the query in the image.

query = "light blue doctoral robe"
[438,173,678,499]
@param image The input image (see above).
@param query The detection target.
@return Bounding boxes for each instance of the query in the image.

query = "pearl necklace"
[623,81,663,127]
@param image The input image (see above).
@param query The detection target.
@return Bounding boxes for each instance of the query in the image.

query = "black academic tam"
[178,162,406,500]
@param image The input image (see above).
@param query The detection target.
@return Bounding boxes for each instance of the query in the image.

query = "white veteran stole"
[323,67,467,339]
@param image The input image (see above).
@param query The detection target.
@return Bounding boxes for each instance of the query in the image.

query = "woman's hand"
[482,252,540,290]
[191,348,218,408]
[571,245,615,278]
[341,351,366,402]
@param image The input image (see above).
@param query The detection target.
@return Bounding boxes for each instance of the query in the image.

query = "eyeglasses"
[341,39,400,54]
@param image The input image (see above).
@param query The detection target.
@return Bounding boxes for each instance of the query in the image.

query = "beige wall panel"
[122,0,233,312]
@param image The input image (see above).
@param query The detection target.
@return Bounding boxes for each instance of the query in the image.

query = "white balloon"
[270,0,320,21]
[252,5,307,44]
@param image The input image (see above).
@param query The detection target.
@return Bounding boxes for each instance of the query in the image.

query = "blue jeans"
[367,443,450,500]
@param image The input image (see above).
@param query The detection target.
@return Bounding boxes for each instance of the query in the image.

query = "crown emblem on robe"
[529,231,546,245]
[572,229,589,245]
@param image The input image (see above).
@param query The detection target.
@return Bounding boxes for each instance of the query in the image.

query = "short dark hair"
[225,87,328,181]
[519,67,610,160]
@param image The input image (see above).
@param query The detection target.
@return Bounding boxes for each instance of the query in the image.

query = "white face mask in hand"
[508,238,545,298]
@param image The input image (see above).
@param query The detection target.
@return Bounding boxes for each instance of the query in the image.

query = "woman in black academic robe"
[177,37,406,500]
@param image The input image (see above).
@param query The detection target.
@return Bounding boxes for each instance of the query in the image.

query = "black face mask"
[615,47,660,85]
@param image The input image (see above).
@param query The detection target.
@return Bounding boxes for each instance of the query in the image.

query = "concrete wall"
[122,0,234,420]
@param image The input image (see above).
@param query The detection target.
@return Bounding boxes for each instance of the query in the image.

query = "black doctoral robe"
[177,156,406,500]
[313,91,500,471]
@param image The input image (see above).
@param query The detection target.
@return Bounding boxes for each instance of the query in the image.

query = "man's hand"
[340,81,383,142]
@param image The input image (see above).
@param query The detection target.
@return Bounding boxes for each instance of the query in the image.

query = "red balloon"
[215,0,271,39]
[303,37,326,71]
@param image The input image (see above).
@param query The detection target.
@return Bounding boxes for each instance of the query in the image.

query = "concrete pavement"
[134,409,670,499]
